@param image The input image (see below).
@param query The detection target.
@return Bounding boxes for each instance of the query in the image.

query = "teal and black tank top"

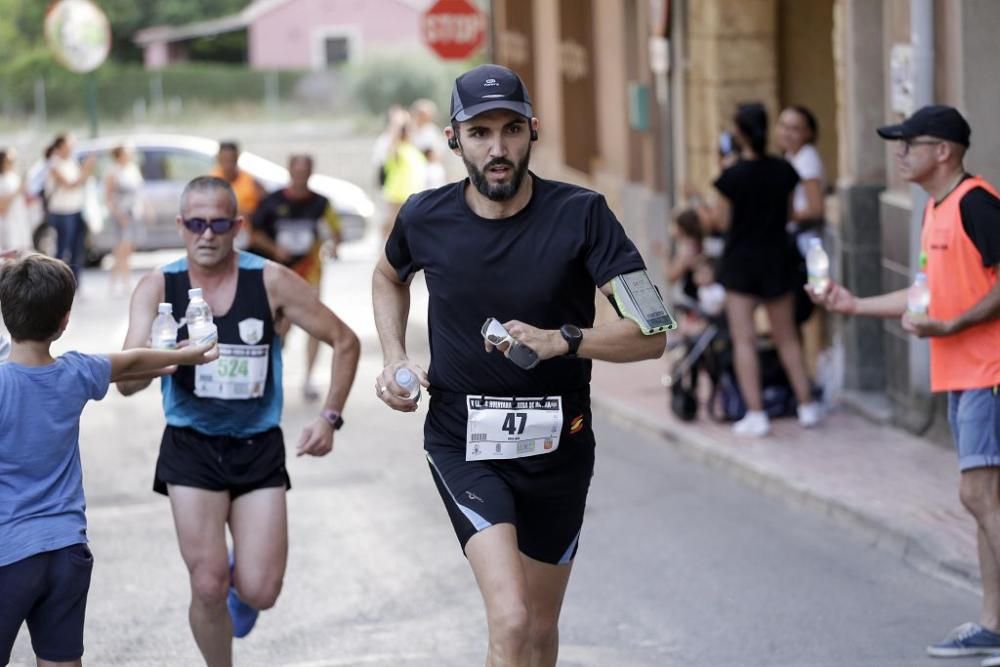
[160,252,283,437]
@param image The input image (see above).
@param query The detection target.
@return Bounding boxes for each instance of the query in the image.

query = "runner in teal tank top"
[117,176,360,658]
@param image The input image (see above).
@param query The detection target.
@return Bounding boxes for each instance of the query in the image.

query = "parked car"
[27,134,374,264]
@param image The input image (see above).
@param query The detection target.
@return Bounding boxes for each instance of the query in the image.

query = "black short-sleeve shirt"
[385,173,645,397]
[713,156,799,252]
[251,189,331,265]
[956,179,1000,267]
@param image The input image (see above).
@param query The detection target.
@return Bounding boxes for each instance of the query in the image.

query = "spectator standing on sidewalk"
[104,144,145,297]
[811,105,1000,664]
[44,133,96,285]
[379,114,427,240]
[706,103,821,437]
[776,105,827,372]
[0,149,32,255]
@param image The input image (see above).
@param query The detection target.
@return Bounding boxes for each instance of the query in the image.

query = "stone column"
[833,0,887,393]
[685,0,778,192]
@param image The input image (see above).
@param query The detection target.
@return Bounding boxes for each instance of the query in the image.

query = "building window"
[324,36,350,65]
[313,27,361,69]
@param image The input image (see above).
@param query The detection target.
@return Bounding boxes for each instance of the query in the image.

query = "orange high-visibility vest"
[921,175,1000,391]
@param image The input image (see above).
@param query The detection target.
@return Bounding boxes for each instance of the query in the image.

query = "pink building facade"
[137,0,437,70]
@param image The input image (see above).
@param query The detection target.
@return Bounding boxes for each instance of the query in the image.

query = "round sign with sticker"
[44,0,112,74]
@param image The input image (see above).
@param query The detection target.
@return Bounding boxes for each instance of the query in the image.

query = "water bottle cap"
[157,303,172,314]
[396,368,414,383]
[188,287,203,299]
[916,271,927,281]
[809,237,822,247]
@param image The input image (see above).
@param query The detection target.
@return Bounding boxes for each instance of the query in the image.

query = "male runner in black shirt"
[251,154,342,400]
[372,64,666,666]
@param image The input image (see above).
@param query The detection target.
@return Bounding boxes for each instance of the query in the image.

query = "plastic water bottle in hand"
[394,367,421,401]
[805,238,830,294]
[185,288,218,344]
[907,272,931,316]
[151,303,179,350]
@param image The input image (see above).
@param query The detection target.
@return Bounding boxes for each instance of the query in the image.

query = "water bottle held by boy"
[185,288,218,345]
[394,367,421,401]
[907,272,931,316]
[805,238,830,294]
[151,303,179,350]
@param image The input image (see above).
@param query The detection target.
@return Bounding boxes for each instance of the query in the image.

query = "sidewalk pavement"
[590,358,979,591]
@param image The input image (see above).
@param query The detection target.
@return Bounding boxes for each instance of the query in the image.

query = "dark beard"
[463,146,531,202]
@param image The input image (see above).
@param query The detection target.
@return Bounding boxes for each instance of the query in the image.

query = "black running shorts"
[424,390,596,565]
[154,425,291,498]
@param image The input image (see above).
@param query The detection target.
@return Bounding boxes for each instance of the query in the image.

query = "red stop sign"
[423,0,486,60]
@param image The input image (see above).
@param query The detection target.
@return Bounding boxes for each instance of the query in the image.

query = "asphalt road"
[8,237,981,666]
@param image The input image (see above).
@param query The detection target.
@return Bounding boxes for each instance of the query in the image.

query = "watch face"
[561,324,583,354]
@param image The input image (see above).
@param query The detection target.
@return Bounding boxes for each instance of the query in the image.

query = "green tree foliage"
[0,0,252,65]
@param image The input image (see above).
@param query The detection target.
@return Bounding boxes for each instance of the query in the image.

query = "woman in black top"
[709,103,821,437]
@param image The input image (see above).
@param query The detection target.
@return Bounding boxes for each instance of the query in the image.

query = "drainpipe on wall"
[909,0,934,428]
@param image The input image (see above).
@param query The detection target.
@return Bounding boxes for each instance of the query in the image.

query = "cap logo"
[484,78,499,87]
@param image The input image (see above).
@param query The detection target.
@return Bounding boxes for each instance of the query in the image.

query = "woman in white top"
[776,105,826,251]
[104,144,144,295]
[0,149,31,254]
[44,133,95,283]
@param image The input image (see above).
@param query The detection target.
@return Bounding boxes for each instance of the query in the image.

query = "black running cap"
[876,104,971,147]
[450,64,533,122]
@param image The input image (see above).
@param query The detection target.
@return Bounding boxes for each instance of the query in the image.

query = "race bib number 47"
[466,396,563,461]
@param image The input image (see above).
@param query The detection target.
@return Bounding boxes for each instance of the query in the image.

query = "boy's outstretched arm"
[108,341,218,383]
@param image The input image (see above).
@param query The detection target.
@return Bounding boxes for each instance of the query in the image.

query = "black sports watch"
[560,324,583,357]
[320,408,344,430]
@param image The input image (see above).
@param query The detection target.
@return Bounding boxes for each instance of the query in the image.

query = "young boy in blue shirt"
[0,253,217,666]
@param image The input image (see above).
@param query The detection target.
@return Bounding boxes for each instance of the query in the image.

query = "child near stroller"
[661,207,808,423]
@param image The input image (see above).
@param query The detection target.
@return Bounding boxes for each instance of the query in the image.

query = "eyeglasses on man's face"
[899,138,942,155]
[181,217,237,235]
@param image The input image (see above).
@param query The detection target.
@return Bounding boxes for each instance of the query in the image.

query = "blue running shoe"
[227,552,259,639]
[927,622,1000,657]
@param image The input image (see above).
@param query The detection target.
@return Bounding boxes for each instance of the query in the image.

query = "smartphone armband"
[608,270,677,335]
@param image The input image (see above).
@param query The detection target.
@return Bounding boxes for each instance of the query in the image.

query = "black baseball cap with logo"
[450,64,533,122]
[876,104,971,147]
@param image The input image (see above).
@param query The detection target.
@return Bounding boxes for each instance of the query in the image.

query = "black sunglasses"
[181,217,237,235]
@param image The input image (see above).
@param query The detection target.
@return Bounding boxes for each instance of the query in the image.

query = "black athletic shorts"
[154,425,291,498]
[0,543,93,664]
[719,244,801,300]
[424,390,596,565]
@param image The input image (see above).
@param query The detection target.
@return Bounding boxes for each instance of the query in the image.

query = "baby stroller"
[665,294,802,423]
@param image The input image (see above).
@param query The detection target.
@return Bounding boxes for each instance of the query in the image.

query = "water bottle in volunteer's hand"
[805,237,830,294]
[151,303,179,350]
[394,367,421,401]
[907,272,931,316]
[185,288,218,344]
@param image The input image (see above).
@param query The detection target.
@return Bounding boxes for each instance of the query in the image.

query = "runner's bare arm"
[372,253,412,365]
[117,271,169,395]
[502,281,664,364]
[265,262,360,455]
[372,253,426,412]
